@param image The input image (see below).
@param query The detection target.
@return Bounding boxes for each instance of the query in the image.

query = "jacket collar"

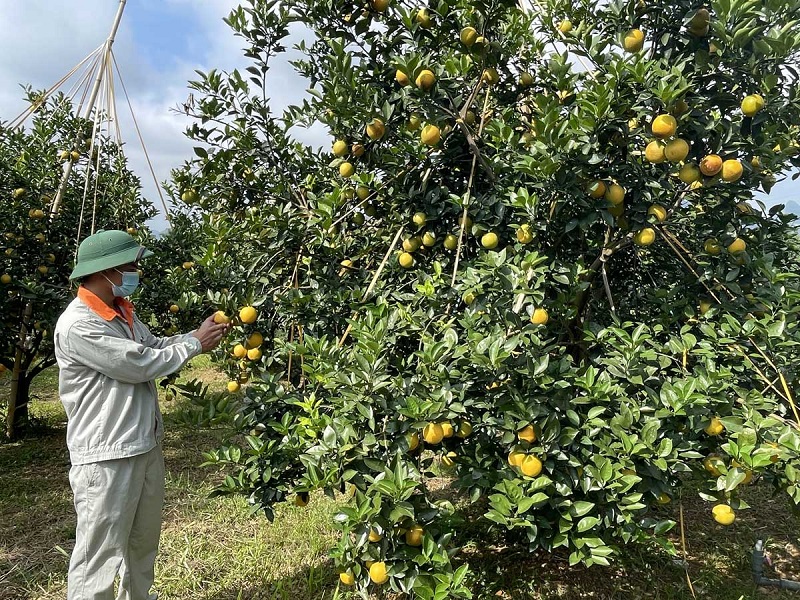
[77,286,135,328]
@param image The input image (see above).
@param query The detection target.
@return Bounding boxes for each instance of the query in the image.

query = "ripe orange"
[558,20,573,34]
[634,227,656,246]
[339,572,355,586]
[647,204,667,222]
[699,154,723,176]
[481,232,499,249]
[247,348,262,361]
[520,455,543,477]
[339,162,355,178]
[741,94,764,117]
[169,304,180,314]
[587,180,607,199]
[664,138,690,162]
[247,331,264,348]
[213,310,231,324]
[332,140,348,156]
[239,306,258,324]
[704,416,724,436]
[531,307,549,325]
[423,422,444,444]
[721,159,743,182]
[398,252,414,268]
[623,28,644,52]
[366,118,386,141]
[371,0,389,12]
[395,69,410,86]
[227,381,240,393]
[415,69,436,91]
[420,124,441,145]
[508,449,526,467]
[351,143,365,157]
[516,224,533,244]
[518,425,537,443]
[605,184,625,205]
[651,114,677,138]
[727,238,746,254]
[368,528,383,542]
[460,26,478,47]
[369,561,389,585]
[440,422,454,438]
[713,505,735,525]
[233,344,247,359]
[645,140,666,163]
[405,524,424,546]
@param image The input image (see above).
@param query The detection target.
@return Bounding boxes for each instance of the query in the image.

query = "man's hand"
[192,315,231,352]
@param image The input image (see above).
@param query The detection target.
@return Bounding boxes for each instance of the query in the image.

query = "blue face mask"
[104,269,140,297]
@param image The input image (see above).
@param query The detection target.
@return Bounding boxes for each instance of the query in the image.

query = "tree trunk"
[11,374,31,435]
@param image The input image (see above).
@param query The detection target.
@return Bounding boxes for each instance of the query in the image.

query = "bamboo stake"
[50,0,127,219]
[338,226,405,347]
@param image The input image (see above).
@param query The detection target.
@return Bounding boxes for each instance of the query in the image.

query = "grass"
[1,357,799,599]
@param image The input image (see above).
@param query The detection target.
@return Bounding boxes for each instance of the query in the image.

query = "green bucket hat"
[69,229,153,280]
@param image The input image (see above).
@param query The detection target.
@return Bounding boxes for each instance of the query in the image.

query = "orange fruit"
[239,306,258,324]
[369,562,389,585]
[423,422,444,444]
[623,28,645,52]
[605,184,625,205]
[741,94,764,117]
[481,232,499,249]
[664,138,690,162]
[651,114,677,138]
[721,159,743,182]
[460,26,478,47]
[634,227,656,246]
[727,238,746,254]
[366,118,386,141]
[531,307,549,325]
[405,524,424,546]
[520,455,543,477]
[704,417,724,436]
[415,69,436,91]
[700,154,723,176]
[645,140,666,163]
[420,124,441,145]
[518,425,537,443]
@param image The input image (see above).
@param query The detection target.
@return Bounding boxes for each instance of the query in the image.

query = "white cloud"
[0,0,323,233]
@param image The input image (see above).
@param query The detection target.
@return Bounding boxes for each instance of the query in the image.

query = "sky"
[0,0,797,233]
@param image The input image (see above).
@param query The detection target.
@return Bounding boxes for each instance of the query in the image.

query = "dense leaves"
[175,0,800,596]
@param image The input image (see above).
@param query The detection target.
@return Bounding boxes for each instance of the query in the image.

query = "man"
[54,229,230,600]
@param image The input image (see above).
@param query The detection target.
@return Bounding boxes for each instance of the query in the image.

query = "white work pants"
[67,445,165,600]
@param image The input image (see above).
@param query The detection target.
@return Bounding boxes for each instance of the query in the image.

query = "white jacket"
[55,287,202,465]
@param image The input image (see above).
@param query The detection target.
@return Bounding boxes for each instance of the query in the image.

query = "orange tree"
[0,91,154,437]
[178,0,800,595]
